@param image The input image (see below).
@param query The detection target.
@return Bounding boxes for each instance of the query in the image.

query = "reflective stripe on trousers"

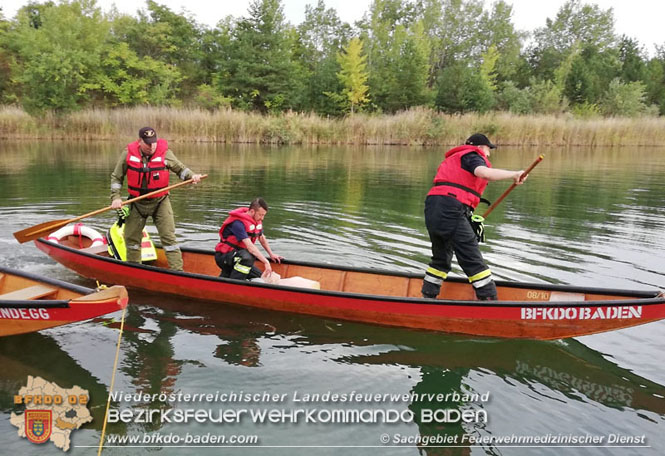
[468,269,492,288]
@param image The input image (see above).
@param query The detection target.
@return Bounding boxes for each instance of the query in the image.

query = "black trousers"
[215,249,262,280]
[422,195,497,300]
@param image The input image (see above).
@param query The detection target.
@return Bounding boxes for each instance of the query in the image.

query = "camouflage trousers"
[124,195,183,271]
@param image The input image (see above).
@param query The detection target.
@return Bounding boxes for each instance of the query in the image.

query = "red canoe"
[34,237,665,340]
[0,265,128,337]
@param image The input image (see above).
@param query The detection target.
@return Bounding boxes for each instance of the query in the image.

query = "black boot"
[475,281,498,301]
[421,281,440,299]
[477,295,498,301]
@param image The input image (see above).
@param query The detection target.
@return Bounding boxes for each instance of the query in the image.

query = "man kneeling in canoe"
[214,198,284,280]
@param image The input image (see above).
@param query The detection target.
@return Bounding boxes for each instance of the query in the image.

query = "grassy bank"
[1,106,664,146]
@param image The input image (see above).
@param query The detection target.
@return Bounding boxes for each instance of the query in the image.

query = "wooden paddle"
[13,174,208,244]
[482,155,544,218]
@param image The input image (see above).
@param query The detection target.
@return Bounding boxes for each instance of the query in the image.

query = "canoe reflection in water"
[112,291,665,450]
[106,304,186,434]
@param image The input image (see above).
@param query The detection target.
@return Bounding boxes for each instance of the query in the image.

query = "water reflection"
[2,141,665,289]
[2,141,665,453]
[112,291,665,448]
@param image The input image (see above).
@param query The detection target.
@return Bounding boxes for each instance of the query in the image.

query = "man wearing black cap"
[421,133,526,301]
[110,127,203,271]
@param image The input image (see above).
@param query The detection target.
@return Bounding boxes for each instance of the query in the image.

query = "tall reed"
[0,106,663,146]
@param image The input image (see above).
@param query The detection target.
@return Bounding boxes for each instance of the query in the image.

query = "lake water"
[1,141,664,455]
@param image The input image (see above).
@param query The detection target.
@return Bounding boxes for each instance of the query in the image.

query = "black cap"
[465,133,496,149]
[139,126,157,144]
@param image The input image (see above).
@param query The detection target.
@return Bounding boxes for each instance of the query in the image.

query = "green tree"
[81,41,183,106]
[296,0,351,115]
[110,1,205,100]
[15,1,56,29]
[420,0,520,109]
[193,83,231,110]
[202,17,236,109]
[218,0,300,112]
[0,10,17,103]
[479,44,499,92]
[644,47,665,114]
[391,21,433,110]
[360,0,404,110]
[618,36,646,83]
[498,81,531,114]
[529,78,568,114]
[529,0,616,81]
[563,46,620,106]
[199,20,231,86]
[552,43,579,91]
[360,0,431,112]
[479,0,524,83]
[533,0,615,54]
[332,37,369,113]
[12,0,108,113]
[601,78,648,117]
[425,0,485,73]
[435,62,494,113]
[564,54,593,105]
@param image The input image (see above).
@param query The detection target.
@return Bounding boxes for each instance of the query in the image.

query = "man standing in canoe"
[421,133,526,300]
[110,127,203,271]
[214,198,283,280]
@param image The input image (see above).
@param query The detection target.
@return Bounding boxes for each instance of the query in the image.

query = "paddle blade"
[13,219,71,244]
[14,174,207,244]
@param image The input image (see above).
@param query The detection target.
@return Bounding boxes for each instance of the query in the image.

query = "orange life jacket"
[215,208,263,254]
[126,139,170,198]
[427,145,492,208]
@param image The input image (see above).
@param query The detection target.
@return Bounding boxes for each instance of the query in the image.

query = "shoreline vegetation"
[1,106,664,147]
[4,0,665,149]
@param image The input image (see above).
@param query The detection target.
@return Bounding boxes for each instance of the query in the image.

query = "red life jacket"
[427,145,492,208]
[215,208,263,254]
[126,139,170,198]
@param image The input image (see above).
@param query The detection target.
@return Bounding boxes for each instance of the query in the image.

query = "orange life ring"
[47,223,106,247]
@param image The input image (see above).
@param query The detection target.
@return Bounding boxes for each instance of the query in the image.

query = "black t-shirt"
[223,220,249,241]
[460,152,487,174]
